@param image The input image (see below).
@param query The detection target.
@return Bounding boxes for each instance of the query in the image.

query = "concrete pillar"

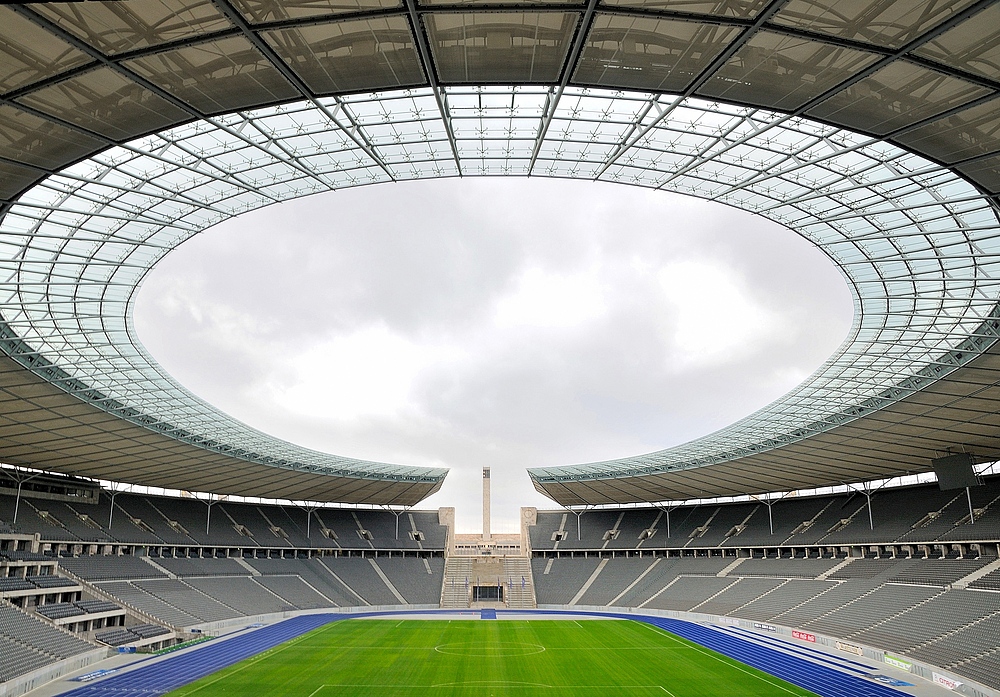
[483,467,491,541]
[438,507,455,556]
[520,507,536,555]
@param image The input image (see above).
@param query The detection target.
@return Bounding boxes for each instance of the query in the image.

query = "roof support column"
[7,468,41,526]
[202,496,223,536]
[658,504,679,539]
[106,483,128,532]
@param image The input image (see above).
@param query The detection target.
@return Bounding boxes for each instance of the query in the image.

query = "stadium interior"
[1,0,1000,695]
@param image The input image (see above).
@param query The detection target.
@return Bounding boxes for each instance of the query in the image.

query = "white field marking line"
[430,681,554,688]
[296,645,429,650]
[433,643,546,656]
[539,646,689,651]
[175,628,327,696]
[315,685,669,690]
[641,624,809,697]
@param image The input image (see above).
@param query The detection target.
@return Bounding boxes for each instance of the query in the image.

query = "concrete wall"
[0,648,109,697]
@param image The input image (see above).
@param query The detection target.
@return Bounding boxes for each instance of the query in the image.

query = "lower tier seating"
[533,554,1000,690]
[0,602,94,682]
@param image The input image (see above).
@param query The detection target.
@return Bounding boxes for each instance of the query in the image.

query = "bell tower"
[482,467,491,541]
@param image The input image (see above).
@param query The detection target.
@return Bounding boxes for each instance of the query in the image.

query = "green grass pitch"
[167,619,819,696]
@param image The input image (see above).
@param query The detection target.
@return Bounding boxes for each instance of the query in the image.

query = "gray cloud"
[134,178,852,531]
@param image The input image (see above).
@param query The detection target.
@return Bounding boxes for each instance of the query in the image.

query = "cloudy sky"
[133,178,853,533]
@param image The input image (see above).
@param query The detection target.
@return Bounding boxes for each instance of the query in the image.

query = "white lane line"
[641,623,808,697]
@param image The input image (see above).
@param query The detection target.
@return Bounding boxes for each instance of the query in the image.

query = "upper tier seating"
[0,492,447,551]
[153,556,247,577]
[529,476,1000,551]
[59,555,167,581]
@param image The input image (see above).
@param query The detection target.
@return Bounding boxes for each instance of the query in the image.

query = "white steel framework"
[0,0,999,504]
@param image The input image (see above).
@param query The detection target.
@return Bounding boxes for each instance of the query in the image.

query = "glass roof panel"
[0,8,92,94]
[124,35,299,115]
[0,161,46,200]
[421,0,583,4]
[698,31,881,111]
[913,3,1000,83]
[956,155,1000,195]
[31,0,233,56]
[807,61,991,137]
[573,16,739,93]
[2,78,1000,494]
[425,12,578,83]
[262,17,425,94]
[600,0,768,18]
[893,96,1000,164]
[0,104,105,169]
[771,0,979,50]
[231,0,402,23]
[15,67,192,141]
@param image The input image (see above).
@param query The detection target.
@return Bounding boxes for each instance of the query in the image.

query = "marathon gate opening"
[473,585,504,602]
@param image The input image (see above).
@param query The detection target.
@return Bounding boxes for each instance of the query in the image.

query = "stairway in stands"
[440,557,473,608]
[502,557,536,609]
[438,556,536,609]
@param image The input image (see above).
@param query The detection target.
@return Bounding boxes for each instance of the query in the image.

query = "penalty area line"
[660,687,678,697]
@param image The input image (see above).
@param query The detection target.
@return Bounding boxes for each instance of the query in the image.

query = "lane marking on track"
[173,627,323,696]
[641,624,810,697]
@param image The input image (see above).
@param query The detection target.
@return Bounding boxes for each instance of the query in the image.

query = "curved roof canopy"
[0,0,999,506]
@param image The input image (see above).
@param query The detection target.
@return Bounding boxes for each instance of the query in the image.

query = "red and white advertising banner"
[792,630,816,643]
[933,673,963,690]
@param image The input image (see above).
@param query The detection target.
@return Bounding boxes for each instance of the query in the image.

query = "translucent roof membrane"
[1,87,998,488]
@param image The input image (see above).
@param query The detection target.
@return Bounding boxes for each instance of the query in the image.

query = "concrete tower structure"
[482,467,491,541]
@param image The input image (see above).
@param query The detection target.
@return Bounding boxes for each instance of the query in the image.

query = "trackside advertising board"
[933,672,963,690]
[836,641,863,656]
[884,654,913,672]
[792,630,816,643]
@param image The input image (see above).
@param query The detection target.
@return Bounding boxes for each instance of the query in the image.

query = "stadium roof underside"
[0,0,999,507]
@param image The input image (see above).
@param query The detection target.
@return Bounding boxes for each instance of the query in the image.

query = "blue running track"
[57,613,338,697]
[634,615,905,697]
[54,610,910,696]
